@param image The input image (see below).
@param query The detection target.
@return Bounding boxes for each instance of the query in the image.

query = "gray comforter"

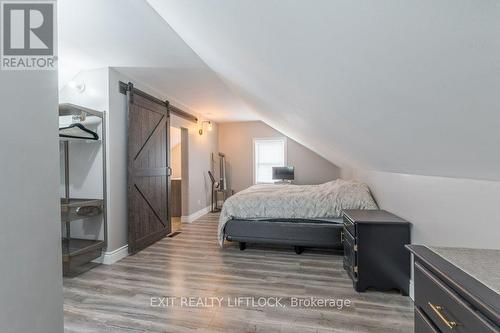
[218,179,378,246]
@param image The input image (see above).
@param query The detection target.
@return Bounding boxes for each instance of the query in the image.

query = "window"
[253,138,287,184]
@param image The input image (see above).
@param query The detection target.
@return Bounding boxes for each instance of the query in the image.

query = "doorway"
[170,126,182,232]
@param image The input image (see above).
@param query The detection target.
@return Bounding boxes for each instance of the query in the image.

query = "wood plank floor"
[64,213,414,333]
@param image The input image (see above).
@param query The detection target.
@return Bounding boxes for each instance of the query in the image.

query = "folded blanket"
[218,179,378,246]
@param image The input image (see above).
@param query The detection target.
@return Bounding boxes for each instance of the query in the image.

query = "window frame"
[252,137,288,184]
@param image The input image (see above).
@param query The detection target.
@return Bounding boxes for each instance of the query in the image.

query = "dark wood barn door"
[127,85,171,254]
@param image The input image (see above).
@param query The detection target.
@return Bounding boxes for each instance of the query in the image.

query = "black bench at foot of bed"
[224,218,344,254]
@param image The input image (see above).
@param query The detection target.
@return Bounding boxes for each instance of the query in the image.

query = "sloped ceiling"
[59,0,500,181]
[147,0,500,181]
[58,0,256,121]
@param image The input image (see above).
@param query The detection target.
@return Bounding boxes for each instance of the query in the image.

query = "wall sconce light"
[199,121,213,135]
[68,80,86,93]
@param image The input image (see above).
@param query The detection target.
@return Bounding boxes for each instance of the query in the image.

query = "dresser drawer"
[414,261,498,333]
[415,306,440,333]
[342,213,356,236]
[342,227,357,280]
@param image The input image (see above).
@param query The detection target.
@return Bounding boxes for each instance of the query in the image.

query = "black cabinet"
[407,245,500,333]
[342,209,411,295]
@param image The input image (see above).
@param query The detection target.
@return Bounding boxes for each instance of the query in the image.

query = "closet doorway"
[170,126,182,232]
[169,126,189,232]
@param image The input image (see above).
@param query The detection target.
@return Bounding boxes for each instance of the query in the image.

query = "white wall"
[219,121,340,193]
[0,73,64,331]
[352,169,500,250]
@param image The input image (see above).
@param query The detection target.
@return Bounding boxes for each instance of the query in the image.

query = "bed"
[218,179,378,253]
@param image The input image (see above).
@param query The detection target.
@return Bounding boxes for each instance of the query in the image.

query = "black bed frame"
[224,218,343,254]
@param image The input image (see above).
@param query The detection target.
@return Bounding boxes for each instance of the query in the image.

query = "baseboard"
[409,279,414,300]
[93,244,129,265]
[181,205,211,223]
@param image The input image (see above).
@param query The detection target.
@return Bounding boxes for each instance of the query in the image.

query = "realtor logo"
[1,1,57,70]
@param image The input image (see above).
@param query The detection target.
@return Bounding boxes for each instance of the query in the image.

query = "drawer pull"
[428,302,458,330]
[344,218,354,227]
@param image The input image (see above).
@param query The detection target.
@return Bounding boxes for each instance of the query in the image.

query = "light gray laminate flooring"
[64,213,414,333]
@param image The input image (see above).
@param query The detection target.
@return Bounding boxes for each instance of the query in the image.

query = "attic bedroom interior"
[1,1,499,333]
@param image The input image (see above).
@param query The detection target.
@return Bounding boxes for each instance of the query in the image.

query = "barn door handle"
[167,167,172,176]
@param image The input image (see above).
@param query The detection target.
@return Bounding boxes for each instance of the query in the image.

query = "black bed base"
[238,241,306,254]
[224,219,343,254]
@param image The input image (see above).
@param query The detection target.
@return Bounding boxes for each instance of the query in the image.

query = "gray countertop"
[427,246,500,295]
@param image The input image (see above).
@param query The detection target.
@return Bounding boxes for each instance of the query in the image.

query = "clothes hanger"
[59,122,99,140]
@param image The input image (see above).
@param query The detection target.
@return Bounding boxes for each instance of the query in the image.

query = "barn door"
[127,83,171,254]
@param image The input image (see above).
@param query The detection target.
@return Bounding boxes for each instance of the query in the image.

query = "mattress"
[218,180,378,246]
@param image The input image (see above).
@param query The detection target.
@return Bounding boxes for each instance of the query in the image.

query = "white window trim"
[252,137,288,184]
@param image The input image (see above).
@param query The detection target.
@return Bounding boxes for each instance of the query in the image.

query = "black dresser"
[342,209,411,295]
[407,245,500,333]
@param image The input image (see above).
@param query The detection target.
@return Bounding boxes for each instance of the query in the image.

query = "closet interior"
[59,103,107,276]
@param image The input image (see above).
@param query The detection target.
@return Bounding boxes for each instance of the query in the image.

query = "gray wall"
[351,169,500,250]
[0,73,63,331]
[219,121,340,193]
